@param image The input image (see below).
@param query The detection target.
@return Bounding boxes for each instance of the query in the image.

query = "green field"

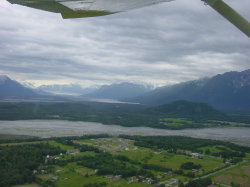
[37,162,152,187]
[198,145,232,153]
[2,136,249,187]
[49,141,75,150]
[212,161,250,186]
[147,152,224,172]
[48,138,227,186]
[160,118,197,128]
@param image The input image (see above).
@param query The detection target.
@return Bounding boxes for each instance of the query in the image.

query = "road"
[199,160,247,179]
[182,160,248,186]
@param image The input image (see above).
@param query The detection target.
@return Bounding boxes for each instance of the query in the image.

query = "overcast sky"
[0,0,249,87]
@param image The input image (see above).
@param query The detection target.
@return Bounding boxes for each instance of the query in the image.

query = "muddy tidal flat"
[0,120,249,146]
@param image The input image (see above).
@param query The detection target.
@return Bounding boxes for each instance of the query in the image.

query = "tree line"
[0,143,62,187]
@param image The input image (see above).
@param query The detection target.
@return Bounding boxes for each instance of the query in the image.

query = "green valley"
[1,135,250,187]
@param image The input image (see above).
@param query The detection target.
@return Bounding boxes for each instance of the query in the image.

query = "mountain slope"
[131,69,250,112]
[0,75,38,99]
[149,100,226,120]
[84,82,152,100]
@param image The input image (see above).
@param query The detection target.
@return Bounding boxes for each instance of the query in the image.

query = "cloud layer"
[0,0,249,87]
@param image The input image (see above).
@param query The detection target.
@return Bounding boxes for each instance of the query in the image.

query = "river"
[0,120,249,146]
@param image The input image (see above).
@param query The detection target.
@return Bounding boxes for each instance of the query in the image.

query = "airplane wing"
[7,0,250,37]
[7,0,173,19]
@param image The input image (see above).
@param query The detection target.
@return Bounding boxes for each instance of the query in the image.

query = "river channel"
[0,120,249,146]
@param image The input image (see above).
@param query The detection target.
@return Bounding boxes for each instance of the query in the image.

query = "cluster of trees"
[56,139,101,153]
[35,178,56,187]
[212,150,245,159]
[0,136,41,144]
[0,134,111,144]
[230,182,245,187]
[77,153,154,178]
[52,134,110,142]
[228,113,250,124]
[180,162,201,170]
[174,170,195,178]
[0,143,62,187]
[207,146,246,160]
[141,164,172,172]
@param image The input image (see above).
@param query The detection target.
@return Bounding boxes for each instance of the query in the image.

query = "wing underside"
[7,0,173,18]
[7,0,250,36]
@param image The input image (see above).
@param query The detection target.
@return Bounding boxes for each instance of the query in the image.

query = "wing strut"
[202,0,250,37]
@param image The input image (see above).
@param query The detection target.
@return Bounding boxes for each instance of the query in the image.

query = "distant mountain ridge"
[0,76,152,101]
[38,84,97,95]
[0,75,38,99]
[1,69,250,113]
[84,82,153,100]
[130,69,250,113]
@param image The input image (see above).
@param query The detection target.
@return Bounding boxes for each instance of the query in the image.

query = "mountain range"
[0,76,153,101]
[83,82,153,100]
[129,69,250,112]
[1,69,250,113]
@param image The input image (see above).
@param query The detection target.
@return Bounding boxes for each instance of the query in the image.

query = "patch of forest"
[0,143,63,187]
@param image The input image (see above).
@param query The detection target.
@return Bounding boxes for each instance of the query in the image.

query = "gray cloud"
[0,0,249,87]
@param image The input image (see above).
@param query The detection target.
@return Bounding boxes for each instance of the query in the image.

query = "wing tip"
[61,11,112,19]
